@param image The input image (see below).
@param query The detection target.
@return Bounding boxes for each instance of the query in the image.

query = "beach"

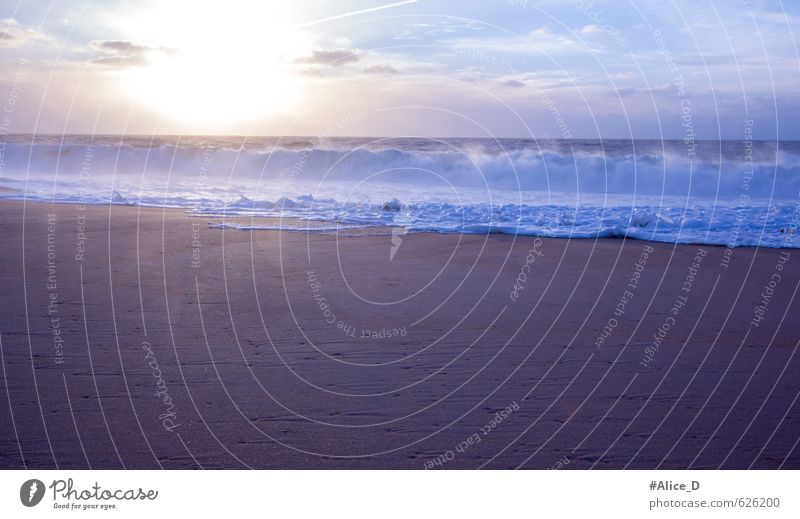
[0,199,798,469]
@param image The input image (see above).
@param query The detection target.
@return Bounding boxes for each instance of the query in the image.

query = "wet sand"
[0,199,798,469]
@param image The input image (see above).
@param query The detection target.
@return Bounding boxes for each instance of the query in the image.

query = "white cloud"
[453,26,586,57]
[295,49,360,67]
[0,18,48,47]
[88,39,173,68]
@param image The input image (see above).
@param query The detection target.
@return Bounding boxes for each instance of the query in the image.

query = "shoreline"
[1,199,798,469]
[1,195,795,249]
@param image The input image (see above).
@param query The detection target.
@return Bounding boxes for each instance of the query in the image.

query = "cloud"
[501,79,526,88]
[91,54,148,67]
[362,64,398,75]
[453,27,584,57]
[295,49,360,67]
[0,30,17,44]
[609,86,636,98]
[90,40,150,54]
[580,24,602,35]
[647,84,677,98]
[89,39,172,68]
[0,18,47,47]
[394,19,484,41]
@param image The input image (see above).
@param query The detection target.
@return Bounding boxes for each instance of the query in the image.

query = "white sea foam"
[1,135,799,247]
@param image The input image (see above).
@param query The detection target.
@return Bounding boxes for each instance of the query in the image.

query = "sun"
[116,1,313,128]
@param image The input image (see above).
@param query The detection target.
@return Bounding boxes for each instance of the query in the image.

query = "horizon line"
[3,133,798,143]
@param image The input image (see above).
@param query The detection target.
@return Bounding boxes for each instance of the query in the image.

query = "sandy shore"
[0,199,798,469]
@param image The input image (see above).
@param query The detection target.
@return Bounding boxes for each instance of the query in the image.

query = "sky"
[1,0,799,139]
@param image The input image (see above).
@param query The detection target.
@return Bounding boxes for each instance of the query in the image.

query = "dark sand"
[0,199,798,469]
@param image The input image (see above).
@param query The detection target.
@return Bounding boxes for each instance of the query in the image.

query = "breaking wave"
[1,135,799,247]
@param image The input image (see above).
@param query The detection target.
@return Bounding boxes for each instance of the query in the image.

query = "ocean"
[1,134,799,247]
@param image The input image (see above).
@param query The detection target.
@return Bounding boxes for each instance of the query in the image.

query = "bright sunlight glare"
[118,1,313,127]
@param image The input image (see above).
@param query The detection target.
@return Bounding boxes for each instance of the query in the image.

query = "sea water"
[1,135,798,248]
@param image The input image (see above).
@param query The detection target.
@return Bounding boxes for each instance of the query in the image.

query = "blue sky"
[1,0,799,138]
